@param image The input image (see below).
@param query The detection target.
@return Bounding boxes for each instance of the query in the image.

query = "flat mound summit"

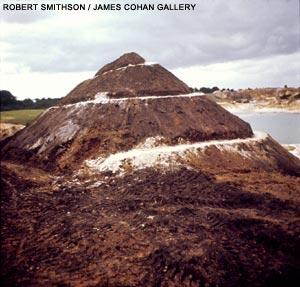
[60,52,191,104]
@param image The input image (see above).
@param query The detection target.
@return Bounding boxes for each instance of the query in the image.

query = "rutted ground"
[1,163,300,286]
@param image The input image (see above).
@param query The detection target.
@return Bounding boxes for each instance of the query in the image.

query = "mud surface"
[1,163,299,286]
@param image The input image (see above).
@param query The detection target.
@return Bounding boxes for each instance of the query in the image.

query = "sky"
[0,0,299,100]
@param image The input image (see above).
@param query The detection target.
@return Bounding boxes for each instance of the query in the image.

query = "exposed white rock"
[28,119,80,153]
[56,119,80,142]
[61,92,205,110]
[42,93,205,115]
[101,62,157,76]
[223,102,300,114]
[135,136,166,149]
[95,92,109,101]
[30,138,43,150]
[85,131,268,173]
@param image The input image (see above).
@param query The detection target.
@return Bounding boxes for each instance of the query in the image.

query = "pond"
[233,112,300,144]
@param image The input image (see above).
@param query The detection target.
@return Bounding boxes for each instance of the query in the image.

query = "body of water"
[234,112,300,144]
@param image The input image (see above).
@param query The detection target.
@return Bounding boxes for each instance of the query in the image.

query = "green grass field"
[0,109,45,125]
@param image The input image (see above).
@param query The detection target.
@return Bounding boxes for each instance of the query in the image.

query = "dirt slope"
[2,96,253,171]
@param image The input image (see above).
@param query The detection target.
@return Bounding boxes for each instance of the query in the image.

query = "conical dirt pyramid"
[4,52,299,174]
[2,53,300,287]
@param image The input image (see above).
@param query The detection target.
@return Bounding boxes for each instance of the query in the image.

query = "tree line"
[192,87,235,93]
[0,90,61,111]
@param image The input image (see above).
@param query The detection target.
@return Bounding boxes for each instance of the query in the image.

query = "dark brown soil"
[1,163,299,286]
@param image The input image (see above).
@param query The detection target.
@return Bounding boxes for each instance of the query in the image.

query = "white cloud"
[1,0,299,71]
[174,52,300,89]
[0,0,299,99]
[1,52,299,100]
[0,70,93,100]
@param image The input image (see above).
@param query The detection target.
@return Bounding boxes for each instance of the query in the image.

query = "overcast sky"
[1,0,299,100]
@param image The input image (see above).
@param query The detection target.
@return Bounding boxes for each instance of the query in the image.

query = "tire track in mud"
[1,166,300,286]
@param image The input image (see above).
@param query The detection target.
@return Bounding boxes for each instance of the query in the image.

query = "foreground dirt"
[1,162,299,286]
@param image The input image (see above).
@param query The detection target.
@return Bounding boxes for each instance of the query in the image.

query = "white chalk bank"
[85,131,268,173]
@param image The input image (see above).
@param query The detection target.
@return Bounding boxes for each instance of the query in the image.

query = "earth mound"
[1,53,300,286]
[2,52,257,170]
[2,95,253,171]
[60,52,191,105]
